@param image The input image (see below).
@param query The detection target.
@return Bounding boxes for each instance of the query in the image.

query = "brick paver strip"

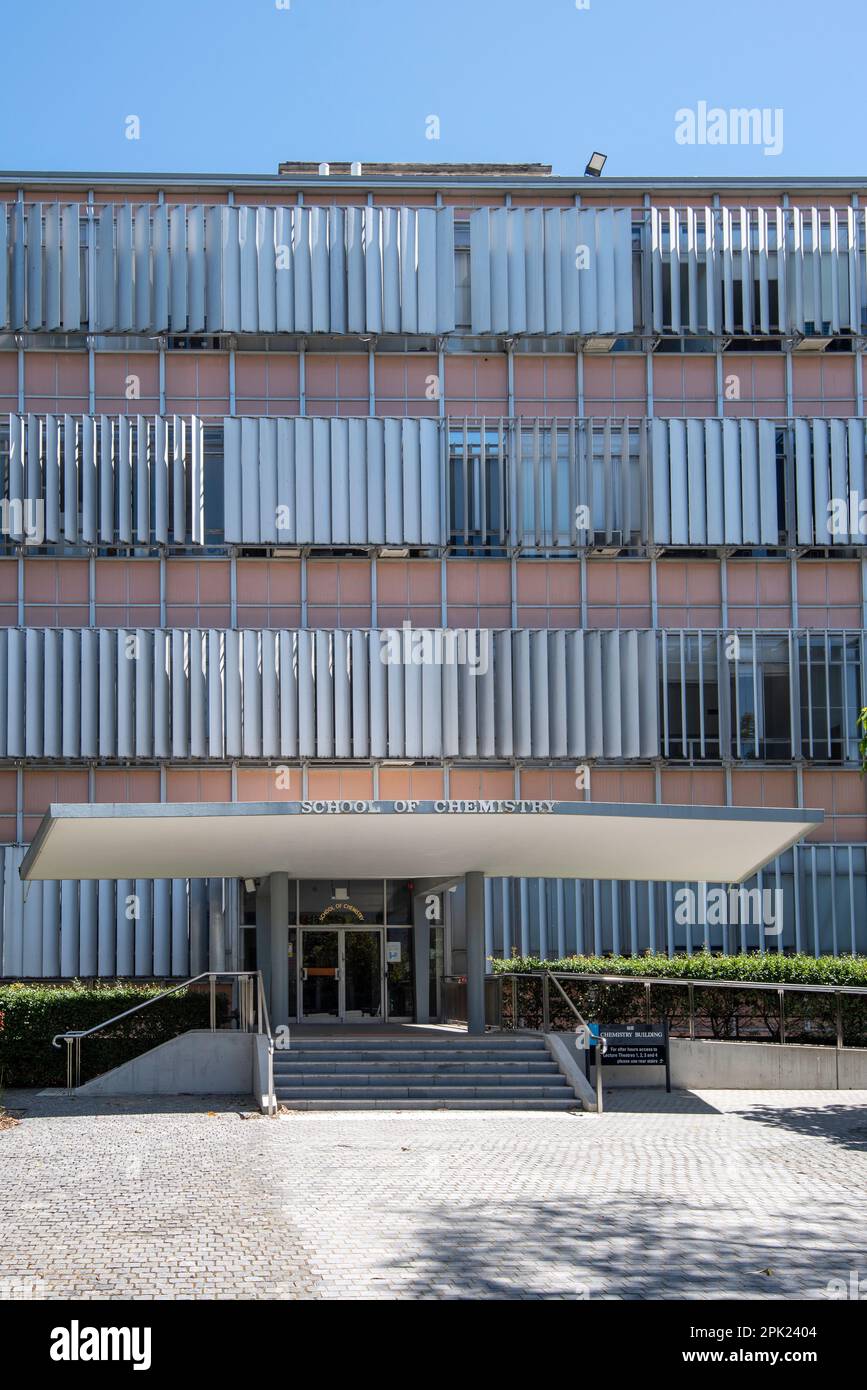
[1,1087,866,1300]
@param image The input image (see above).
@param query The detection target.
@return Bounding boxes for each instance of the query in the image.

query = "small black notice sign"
[600,1023,667,1065]
[597,1022,671,1091]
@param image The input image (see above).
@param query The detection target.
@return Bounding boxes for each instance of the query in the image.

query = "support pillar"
[269,872,290,1028]
[255,878,272,1012]
[412,892,431,1025]
[465,871,487,1036]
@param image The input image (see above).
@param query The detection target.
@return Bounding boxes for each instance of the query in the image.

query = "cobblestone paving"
[2,1088,867,1299]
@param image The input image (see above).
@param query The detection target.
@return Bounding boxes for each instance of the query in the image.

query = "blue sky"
[1,0,863,177]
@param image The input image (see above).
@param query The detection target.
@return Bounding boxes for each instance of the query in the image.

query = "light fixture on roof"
[584,152,607,178]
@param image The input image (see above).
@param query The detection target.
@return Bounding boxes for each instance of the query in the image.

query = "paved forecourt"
[1,1088,866,1300]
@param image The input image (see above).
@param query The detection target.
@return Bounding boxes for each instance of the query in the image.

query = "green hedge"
[0,982,229,1088]
[490,953,867,1046]
[491,951,867,985]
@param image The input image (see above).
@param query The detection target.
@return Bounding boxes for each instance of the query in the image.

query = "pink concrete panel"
[513,356,579,417]
[408,560,441,603]
[262,354,300,413]
[23,558,89,626]
[334,355,370,415]
[797,560,861,628]
[308,767,374,800]
[612,356,647,414]
[656,560,721,628]
[164,354,230,417]
[237,768,298,803]
[446,562,479,603]
[236,559,301,605]
[793,356,856,416]
[234,354,267,405]
[652,357,715,417]
[0,770,16,812]
[721,355,786,418]
[519,769,581,802]
[0,352,17,411]
[590,769,655,804]
[24,769,88,817]
[546,562,581,604]
[305,355,338,414]
[165,769,233,803]
[730,770,797,809]
[450,768,515,799]
[94,769,160,803]
[0,560,16,626]
[515,562,550,604]
[477,562,510,604]
[93,353,160,413]
[826,563,861,601]
[24,352,88,413]
[379,767,444,800]
[336,560,372,602]
[801,771,866,843]
[661,769,725,806]
[376,355,441,415]
[582,357,618,415]
[307,561,338,603]
[445,355,508,415]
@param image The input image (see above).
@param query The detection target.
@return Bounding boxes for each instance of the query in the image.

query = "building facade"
[1,161,866,1022]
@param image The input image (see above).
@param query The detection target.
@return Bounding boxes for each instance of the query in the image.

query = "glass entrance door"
[300,929,384,1022]
[343,930,383,1022]
[300,930,340,1020]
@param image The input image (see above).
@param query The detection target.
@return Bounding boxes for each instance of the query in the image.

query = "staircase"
[272,1033,578,1110]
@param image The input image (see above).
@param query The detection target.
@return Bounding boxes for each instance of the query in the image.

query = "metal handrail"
[491,970,867,998]
[52,970,276,1111]
[490,969,867,1051]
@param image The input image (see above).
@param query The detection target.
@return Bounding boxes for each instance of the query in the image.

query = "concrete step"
[269,1033,572,1111]
[274,1049,549,1064]
[274,1071,567,1088]
[280,1039,544,1045]
[274,1059,559,1075]
[275,1084,572,1100]
[277,1097,579,1111]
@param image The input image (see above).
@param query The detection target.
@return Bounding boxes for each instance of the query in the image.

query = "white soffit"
[20,801,822,886]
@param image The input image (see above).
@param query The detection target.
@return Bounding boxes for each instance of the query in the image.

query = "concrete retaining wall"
[595,1037,867,1089]
[73,1030,256,1097]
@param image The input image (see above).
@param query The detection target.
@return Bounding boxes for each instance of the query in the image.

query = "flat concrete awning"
[19,800,822,884]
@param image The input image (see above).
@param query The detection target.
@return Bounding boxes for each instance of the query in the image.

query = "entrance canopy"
[20,800,822,885]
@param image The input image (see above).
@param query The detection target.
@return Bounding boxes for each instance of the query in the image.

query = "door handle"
[301,968,308,982]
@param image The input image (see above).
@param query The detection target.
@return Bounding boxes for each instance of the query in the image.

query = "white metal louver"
[91,203,455,335]
[651,417,780,547]
[2,414,204,547]
[0,626,660,763]
[793,417,867,546]
[223,416,442,546]
[469,207,634,336]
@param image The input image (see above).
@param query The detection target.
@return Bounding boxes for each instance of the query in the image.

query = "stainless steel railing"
[52,970,276,1112]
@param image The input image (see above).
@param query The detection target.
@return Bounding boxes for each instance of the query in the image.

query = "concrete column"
[465,871,487,1036]
[269,872,290,1027]
[255,879,272,1012]
[412,893,431,1025]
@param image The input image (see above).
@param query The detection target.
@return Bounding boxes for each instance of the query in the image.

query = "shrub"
[490,952,867,1045]
[0,981,229,1088]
